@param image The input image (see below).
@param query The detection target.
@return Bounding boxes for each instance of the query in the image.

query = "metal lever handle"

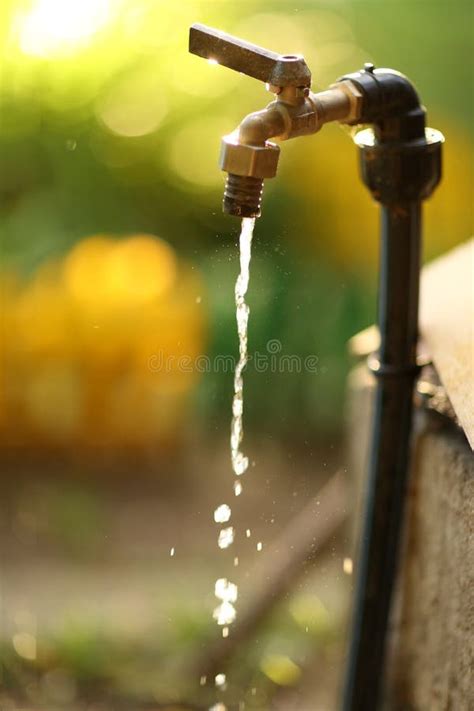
[189,23,311,87]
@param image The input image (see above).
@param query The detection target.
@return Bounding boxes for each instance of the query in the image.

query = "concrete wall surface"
[348,365,473,710]
[391,423,473,710]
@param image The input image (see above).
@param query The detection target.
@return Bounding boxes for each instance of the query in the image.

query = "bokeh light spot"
[168,116,231,188]
[12,632,37,661]
[63,234,177,309]
[106,235,177,306]
[62,236,115,309]
[290,593,332,637]
[260,654,301,686]
[97,72,168,138]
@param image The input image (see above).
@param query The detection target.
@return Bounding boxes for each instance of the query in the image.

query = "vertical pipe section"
[379,204,421,367]
[342,202,421,711]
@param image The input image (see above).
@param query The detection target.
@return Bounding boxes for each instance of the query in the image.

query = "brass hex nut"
[332,80,364,123]
[219,134,280,178]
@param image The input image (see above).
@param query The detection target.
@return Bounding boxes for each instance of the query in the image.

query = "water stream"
[211,217,255,706]
[230,216,255,482]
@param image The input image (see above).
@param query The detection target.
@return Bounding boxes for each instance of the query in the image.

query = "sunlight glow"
[18,0,111,57]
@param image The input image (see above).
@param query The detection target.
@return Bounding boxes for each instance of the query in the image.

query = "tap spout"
[237,107,286,147]
[218,106,284,218]
[218,109,282,218]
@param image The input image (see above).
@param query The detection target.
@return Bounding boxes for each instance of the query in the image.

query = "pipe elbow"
[339,67,426,140]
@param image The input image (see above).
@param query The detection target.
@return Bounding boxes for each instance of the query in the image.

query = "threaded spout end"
[223,174,264,218]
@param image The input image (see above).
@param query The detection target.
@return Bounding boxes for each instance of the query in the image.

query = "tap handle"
[189,24,311,87]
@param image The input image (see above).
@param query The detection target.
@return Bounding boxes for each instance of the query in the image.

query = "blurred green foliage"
[0,0,472,443]
[1,587,344,709]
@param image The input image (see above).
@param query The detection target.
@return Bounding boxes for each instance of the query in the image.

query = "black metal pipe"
[341,116,442,709]
[341,203,421,711]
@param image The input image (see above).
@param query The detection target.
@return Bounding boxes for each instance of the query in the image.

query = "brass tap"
[189,24,363,217]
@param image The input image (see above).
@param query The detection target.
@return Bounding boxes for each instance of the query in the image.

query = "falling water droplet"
[215,673,227,689]
[246,529,251,538]
[170,547,175,557]
[213,601,237,625]
[218,527,234,549]
[256,541,263,552]
[214,578,238,603]
[214,504,231,523]
[213,579,238,626]
[234,481,243,496]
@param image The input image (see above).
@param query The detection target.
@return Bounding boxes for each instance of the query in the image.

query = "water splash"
[230,217,255,479]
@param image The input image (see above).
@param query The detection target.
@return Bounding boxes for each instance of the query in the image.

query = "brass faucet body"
[220,81,362,174]
[189,23,365,216]
[218,80,363,216]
